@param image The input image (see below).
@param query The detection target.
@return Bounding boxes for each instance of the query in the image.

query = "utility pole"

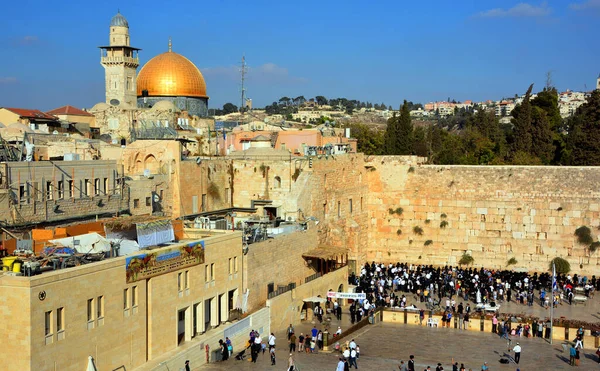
[240,55,247,114]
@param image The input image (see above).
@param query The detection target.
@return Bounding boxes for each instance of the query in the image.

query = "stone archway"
[144,154,159,174]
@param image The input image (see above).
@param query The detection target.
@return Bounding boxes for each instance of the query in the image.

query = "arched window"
[274,176,281,189]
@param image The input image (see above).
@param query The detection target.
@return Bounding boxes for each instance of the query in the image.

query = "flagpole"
[550,262,555,345]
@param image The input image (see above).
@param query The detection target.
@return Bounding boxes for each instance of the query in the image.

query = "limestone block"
[400,199,410,206]
[562,217,570,226]
[477,208,488,215]
[572,210,581,218]
[548,217,556,225]
[512,232,524,239]
[530,209,536,216]
[590,204,599,212]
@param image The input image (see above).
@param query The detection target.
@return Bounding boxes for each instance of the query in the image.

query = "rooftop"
[46,105,93,117]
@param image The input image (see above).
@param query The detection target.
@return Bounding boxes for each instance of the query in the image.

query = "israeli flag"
[552,264,557,293]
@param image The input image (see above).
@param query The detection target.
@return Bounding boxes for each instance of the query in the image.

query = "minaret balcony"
[101,56,139,66]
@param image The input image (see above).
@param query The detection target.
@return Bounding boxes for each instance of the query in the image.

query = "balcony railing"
[101,56,139,65]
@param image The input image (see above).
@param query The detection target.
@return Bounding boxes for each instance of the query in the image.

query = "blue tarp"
[43,247,75,255]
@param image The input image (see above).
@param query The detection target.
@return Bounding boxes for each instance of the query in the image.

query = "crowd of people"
[349,261,598,312]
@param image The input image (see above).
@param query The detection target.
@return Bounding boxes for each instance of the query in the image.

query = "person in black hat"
[184,360,190,371]
[408,355,415,371]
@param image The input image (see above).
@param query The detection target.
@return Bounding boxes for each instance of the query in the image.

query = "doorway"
[177,309,185,345]
[204,299,212,331]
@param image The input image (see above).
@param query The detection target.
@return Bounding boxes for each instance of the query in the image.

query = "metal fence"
[305,272,322,283]
[267,282,296,299]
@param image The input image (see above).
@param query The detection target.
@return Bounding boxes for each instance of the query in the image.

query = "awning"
[303,296,327,303]
[302,246,348,260]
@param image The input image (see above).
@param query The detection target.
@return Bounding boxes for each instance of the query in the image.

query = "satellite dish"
[110,99,121,106]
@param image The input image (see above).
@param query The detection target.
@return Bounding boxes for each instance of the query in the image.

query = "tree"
[279,97,291,106]
[222,102,238,114]
[395,100,414,154]
[346,123,384,155]
[511,84,534,156]
[383,114,398,154]
[315,96,328,106]
[529,106,554,164]
[412,126,428,157]
[566,90,600,165]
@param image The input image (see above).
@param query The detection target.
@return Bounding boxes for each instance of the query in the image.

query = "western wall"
[303,154,600,275]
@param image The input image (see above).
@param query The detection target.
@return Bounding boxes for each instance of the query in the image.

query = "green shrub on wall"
[440,221,448,229]
[459,254,474,265]
[550,257,570,274]
[507,257,518,266]
[413,226,424,235]
[575,226,593,245]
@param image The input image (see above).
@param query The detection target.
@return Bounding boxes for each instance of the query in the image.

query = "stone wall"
[366,160,600,275]
[244,226,319,312]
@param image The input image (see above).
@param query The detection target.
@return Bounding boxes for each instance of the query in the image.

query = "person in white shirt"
[268,333,276,350]
[349,348,358,369]
[349,339,356,350]
[512,342,522,364]
[336,357,346,371]
[336,326,343,336]
[343,347,350,359]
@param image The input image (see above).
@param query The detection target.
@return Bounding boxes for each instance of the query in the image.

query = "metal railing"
[305,272,322,283]
[267,282,296,299]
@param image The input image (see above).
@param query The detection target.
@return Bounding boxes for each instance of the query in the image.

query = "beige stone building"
[0,229,246,371]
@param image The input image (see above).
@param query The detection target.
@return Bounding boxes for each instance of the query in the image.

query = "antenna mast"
[240,56,247,113]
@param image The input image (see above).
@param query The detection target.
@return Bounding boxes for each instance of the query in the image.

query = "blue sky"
[0,0,599,111]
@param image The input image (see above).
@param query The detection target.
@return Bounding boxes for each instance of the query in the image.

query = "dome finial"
[168,37,172,52]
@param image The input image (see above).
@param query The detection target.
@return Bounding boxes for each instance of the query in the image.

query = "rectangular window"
[87,298,94,322]
[103,178,108,194]
[184,270,189,289]
[361,197,363,211]
[337,201,341,218]
[225,188,230,203]
[229,258,232,275]
[46,181,53,200]
[134,199,139,208]
[45,310,53,336]
[234,256,238,272]
[57,307,64,332]
[68,180,74,198]
[349,199,353,214]
[84,179,91,196]
[57,181,64,199]
[97,296,104,319]
[178,272,183,291]
[205,265,209,283]
[94,178,100,196]
[33,181,40,201]
[281,143,286,150]
[210,263,215,281]
[19,184,26,203]
[146,197,151,207]
[132,286,138,307]
[201,194,207,212]
[123,288,129,310]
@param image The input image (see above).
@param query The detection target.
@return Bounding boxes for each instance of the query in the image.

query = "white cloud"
[569,0,600,10]
[0,77,17,84]
[202,63,307,84]
[475,2,551,18]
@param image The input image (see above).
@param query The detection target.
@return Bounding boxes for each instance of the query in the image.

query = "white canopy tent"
[303,296,327,303]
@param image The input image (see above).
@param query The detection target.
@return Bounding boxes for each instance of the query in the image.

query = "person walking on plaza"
[349,347,358,369]
[287,324,294,340]
[289,333,296,353]
[419,309,425,325]
[337,304,343,320]
[288,353,295,371]
[298,333,304,352]
[408,355,415,371]
[570,344,577,366]
[337,357,346,371]
[492,314,498,334]
[184,360,190,371]
[399,360,408,371]
[268,332,276,350]
[512,342,522,364]
[270,346,276,366]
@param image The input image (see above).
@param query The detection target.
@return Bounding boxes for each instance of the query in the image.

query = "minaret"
[99,12,141,107]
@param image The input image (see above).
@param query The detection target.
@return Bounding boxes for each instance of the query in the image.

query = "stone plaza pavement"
[197,321,598,371]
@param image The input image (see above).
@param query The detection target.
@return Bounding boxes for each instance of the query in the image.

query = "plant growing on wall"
[424,240,433,246]
[440,220,448,229]
[590,242,600,254]
[459,254,474,266]
[413,226,424,235]
[441,213,447,219]
[575,226,594,245]
[550,257,570,274]
[408,166,415,173]
[425,219,431,224]
[208,181,221,201]
[388,207,404,215]
[507,257,518,266]
[396,229,402,235]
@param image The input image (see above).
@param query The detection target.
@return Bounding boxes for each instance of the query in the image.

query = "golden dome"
[137,50,208,98]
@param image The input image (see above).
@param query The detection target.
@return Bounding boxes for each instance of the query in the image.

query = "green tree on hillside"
[511,84,534,156]
[565,90,600,165]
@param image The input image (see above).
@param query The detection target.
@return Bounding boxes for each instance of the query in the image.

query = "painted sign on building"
[125,240,205,283]
[326,291,366,300]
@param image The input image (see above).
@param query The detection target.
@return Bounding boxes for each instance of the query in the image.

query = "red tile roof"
[46,105,93,117]
[2,107,57,120]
